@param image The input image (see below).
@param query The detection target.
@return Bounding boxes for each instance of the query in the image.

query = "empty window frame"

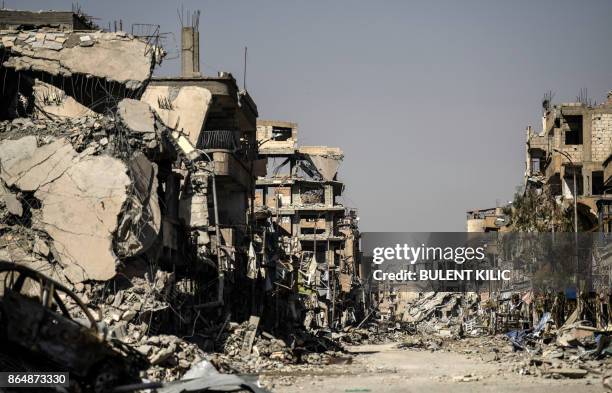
[564,115,583,145]
[271,126,292,141]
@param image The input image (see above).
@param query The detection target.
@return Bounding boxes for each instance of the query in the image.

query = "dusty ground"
[263,343,603,393]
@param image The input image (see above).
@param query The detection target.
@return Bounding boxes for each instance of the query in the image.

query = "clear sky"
[13,0,612,231]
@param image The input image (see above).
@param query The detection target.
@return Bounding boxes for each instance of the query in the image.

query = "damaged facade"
[253,120,364,331]
[526,93,612,231]
[0,8,364,390]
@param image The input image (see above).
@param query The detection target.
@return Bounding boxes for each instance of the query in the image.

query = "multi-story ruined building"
[468,92,612,233]
[139,16,260,315]
[0,7,364,342]
[253,120,364,330]
[526,93,612,232]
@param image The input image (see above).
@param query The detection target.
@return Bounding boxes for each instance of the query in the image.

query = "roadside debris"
[369,290,612,384]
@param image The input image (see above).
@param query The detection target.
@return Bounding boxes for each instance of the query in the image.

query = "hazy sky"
[14,0,612,231]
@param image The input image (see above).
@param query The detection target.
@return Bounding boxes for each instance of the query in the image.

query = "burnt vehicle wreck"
[0,261,148,392]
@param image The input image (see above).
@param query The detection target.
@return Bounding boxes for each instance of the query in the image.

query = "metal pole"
[554,149,580,292]
[199,150,224,306]
[573,169,578,233]
[553,149,578,232]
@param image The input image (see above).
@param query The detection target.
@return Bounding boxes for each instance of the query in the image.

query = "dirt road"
[265,343,603,393]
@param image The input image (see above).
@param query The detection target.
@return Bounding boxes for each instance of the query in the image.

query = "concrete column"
[583,111,592,162]
[181,27,194,76]
[325,184,334,206]
[291,184,300,205]
[193,28,200,74]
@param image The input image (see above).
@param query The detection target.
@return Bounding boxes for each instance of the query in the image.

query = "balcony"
[199,130,241,151]
[197,130,255,191]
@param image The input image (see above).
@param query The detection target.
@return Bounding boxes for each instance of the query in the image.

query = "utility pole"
[553,148,580,295]
[243,46,248,91]
[553,149,578,233]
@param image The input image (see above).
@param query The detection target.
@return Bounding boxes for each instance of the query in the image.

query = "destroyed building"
[526,92,612,231]
[253,120,365,330]
[467,91,612,234]
[0,7,366,387]
[0,9,165,283]
[457,92,612,337]
[139,16,261,320]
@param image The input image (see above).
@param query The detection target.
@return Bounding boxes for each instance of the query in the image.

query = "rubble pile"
[436,332,611,381]
[337,323,413,345]
[0,120,161,283]
[332,293,468,346]
[211,321,347,374]
[62,270,212,382]
[0,116,114,150]
[383,292,612,386]
[72,270,174,335]
[0,105,162,154]
[139,335,206,381]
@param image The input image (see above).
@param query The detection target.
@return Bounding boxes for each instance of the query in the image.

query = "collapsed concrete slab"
[38,154,130,282]
[1,30,160,90]
[141,85,212,146]
[117,98,156,134]
[0,135,37,171]
[116,98,160,151]
[33,80,95,119]
[0,136,135,282]
[0,137,77,191]
[298,146,343,181]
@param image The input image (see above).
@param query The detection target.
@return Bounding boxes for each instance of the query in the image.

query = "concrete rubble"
[0,128,161,283]
[0,8,368,391]
[364,289,611,388]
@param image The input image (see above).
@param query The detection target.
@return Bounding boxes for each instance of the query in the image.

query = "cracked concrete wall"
[591,113,612,162]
